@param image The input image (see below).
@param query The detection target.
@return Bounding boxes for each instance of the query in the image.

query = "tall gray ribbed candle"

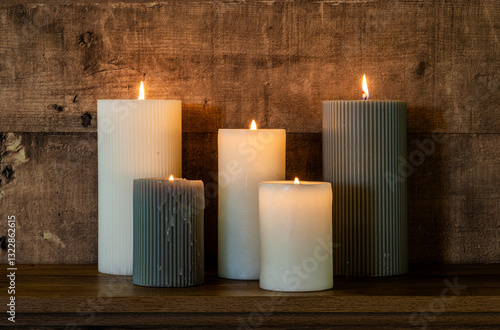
[133,178,204,287]
[323,101,407,276]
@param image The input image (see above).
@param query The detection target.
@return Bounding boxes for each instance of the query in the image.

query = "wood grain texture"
[0,0,498,133]
[0,132,98,264]
[9,313,500,329]
[0,0,498,266]
[407,133,500,264]
[0,264,499,327]
[1,131,498,265]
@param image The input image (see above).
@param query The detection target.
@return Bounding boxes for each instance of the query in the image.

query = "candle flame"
[362,75,369,100]
[294,177,300,184]
[138,81,145,100]
[169,175,174,181]
[250,120,257,130]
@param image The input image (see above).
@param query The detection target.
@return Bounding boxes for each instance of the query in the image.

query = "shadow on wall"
[182,104,221,270]
[407,106,447,264]
[286,133,322,182]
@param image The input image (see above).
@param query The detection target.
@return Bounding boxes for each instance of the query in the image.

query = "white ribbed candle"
[323,100,407,276]
[218,128,286,280]
[98,100,182,275]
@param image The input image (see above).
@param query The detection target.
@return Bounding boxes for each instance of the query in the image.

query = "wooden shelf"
[1,264,500,328]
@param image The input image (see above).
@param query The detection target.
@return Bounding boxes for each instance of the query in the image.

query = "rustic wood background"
[0,0,498,268]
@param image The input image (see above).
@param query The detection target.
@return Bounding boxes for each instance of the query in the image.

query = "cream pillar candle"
[218,121,285,280]
[259,179,333,292]
[98,82,182,275]
[322,75,408,276]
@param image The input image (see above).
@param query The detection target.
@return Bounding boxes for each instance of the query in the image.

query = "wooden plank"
[0,264,499,328]
[407,133,500,264]
[0,132,98,264]
[0,1,498,133]
[8,273,500,301]
[10,312,500,328]
[12,291,500,314]
[12,263,500,277]
[1,132,499,265]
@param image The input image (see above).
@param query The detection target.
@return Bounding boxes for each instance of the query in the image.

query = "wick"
[362,92,368,101]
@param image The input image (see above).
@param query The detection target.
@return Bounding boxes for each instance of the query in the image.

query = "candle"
[133,176,204,287]
[259,179,333,292]
[218,121,286,280]
[322,75,408,276]
[98,82,182,275]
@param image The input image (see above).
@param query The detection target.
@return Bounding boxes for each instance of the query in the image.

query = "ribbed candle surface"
[323,101,407,276]
[218,129,286,280]
[133,179,204,287]
[98,100,182,275]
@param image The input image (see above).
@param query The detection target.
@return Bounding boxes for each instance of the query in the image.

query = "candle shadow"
[182,103,222,272]
[182,104,222,133]
[286,133,322,181]
[407,134,447,266]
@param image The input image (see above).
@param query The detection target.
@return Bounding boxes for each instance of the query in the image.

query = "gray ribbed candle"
[323,101,407,276]
[133,178,204,287]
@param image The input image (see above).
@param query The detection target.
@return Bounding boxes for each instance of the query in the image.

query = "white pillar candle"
[98,82,182,275]
[259,179,333,292]
[218,121,285,280]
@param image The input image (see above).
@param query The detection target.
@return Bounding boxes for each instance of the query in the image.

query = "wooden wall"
[0,0,498,268]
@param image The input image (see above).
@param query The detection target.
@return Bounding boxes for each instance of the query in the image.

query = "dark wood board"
[0,264,499,327]
[8,313,500,329]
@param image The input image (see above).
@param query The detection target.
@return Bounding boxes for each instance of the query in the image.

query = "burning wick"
[362,75,369,100]
[138,81,145,100]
